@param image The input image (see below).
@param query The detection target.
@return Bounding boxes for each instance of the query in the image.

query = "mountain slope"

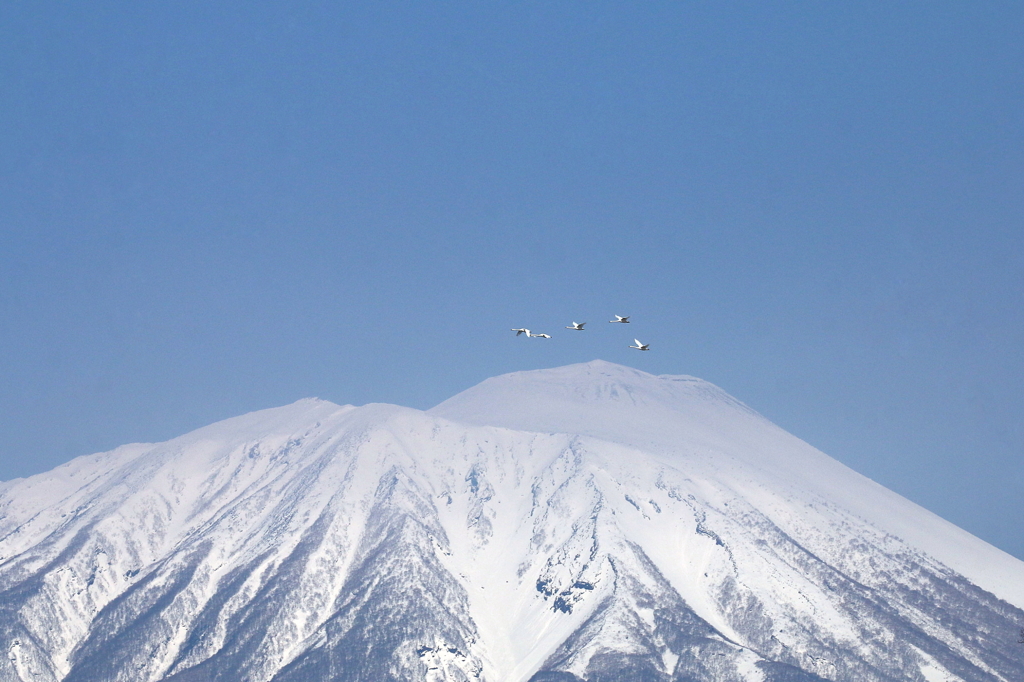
[1,361,1022,682]
[431,360,1024,608]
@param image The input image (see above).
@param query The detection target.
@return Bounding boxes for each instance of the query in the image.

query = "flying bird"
[532,333,551,339]
[629,339,650,351]
[511,328,530,337]
[609,315,630,323]
[566,322,586,330]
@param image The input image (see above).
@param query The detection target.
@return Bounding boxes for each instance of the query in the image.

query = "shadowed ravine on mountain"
[1,361,1023,681]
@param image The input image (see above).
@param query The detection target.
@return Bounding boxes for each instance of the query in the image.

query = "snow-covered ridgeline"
[0,360,1022,682]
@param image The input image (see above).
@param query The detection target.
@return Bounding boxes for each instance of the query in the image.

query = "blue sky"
[2,2,1022,558]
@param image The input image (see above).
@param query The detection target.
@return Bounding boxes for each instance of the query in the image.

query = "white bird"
[566,322,586,330]
[629,339,650,351]
[532,333,551,339]
[609,315,630,323]
[511,328,530,337]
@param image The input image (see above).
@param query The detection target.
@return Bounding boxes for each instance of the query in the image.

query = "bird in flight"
[566,322,586,330]
[532,333,551,339]
[511,328,531,336]
[609,315,630,323]
[629,339,650,351]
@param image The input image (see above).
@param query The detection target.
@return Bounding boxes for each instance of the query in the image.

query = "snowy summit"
[1,360,1022,682]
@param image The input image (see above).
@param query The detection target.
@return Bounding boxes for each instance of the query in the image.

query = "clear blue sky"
[2,2,1022,558]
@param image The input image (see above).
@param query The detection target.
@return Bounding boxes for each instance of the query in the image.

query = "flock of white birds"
[511,315,650,350]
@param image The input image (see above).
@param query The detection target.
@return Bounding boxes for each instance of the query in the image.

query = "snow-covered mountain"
[1,360,1022,682]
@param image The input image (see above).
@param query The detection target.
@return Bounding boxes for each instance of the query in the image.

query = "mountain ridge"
[1,361,1022,682]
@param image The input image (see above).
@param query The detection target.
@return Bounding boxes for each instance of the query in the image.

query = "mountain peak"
[473,358,699,387]
[429,360,760,447]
